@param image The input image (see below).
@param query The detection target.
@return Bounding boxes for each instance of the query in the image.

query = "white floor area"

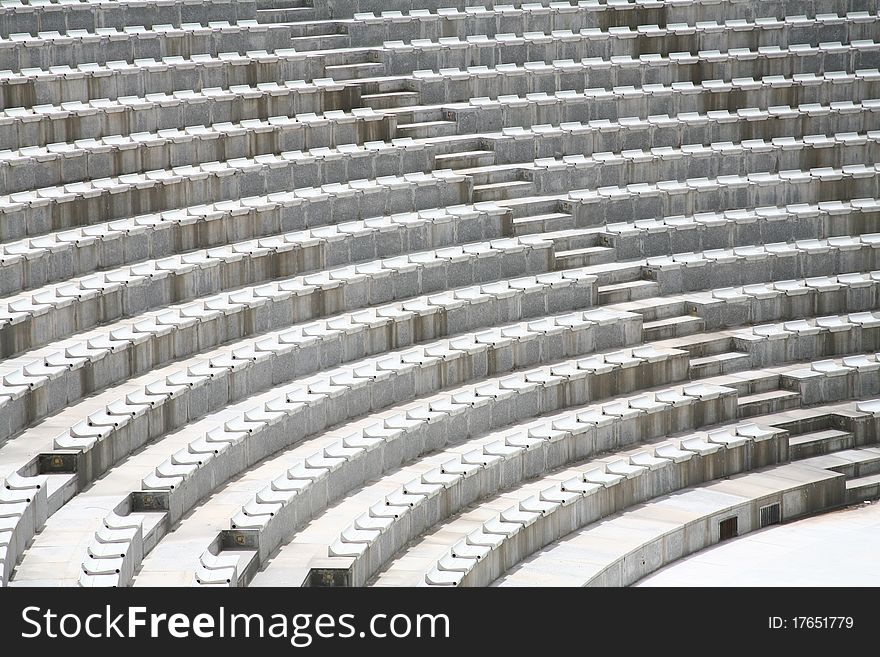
[637,503,880,587]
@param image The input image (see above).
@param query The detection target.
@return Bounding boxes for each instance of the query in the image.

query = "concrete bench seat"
[0,472,46,586]
[443,73,880,136]
[463,99,880,167]
[784,354,880,404]
[638,234,880,295]
[0,46,342,108]
[726,312,880,366]
[507,131,879,196]
[347,0,864,30]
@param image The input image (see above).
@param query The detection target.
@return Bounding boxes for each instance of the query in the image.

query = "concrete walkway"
[637,502,880,586]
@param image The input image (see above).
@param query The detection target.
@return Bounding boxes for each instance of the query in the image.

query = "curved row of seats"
[422,422,780,586]
[3,8,877,72]
[3,98,878,196]
[240,353,876,588]
[2,30,878,109]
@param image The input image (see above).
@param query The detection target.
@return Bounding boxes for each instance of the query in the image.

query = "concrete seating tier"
[376,12,878,62]
[0,79,354,151]
[450,96,880,148]
[195,369,729,586]
[316,354,875,586]
[5,95,878,195]
[382,33,880,77]
[599,199,880,259]
[421,422,783,586]
[3,35,880,110]
[332,416,777,587]
[230,354,866,588]
[0,258,595,444]
[0,237,553,439]
[0,472,46,586]
[0,112,396,194]
[0,201,508,291]
[0,161,464,241]
[560,166,880,228]
[343,0,874,26]
[409,49,880,104]
[88,313,648,585]
[442,72,880,133]
[490,461,847,586]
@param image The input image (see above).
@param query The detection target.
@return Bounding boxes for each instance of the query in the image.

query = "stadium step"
[434,150,496,169]
[598,280,661,304]
[512,212,576,234]
[360,91,421,109]
[555,246,618,268]
[396,120,458,139]
[738,390,802,418]
[642,315,707,341]
[789,429,858,459]
[473,180,534,202]
[689,352,752,378]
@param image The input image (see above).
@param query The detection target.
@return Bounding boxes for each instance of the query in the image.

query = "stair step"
[256,7,317,21]
[324,62,385,80]
[789,429,857,459]
[360,91,421,109]
[555,246,617,268]
[396,120,457,139]
[434,150,495,169]
[845,472,880,503]
[598,279,660,304]
[512,212,575,235]
[827,450,880,478]
[257,0,313,8]
[473,180,534,202]
[689,351,751,378]
[642,315,705,341]
[290,33,350,51]
[737,389,801,418]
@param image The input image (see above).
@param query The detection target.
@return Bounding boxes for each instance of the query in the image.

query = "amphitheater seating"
[1,0,879,589]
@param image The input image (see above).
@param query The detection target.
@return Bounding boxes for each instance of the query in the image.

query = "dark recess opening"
[719,516,738,541]
[760,503,781,528]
